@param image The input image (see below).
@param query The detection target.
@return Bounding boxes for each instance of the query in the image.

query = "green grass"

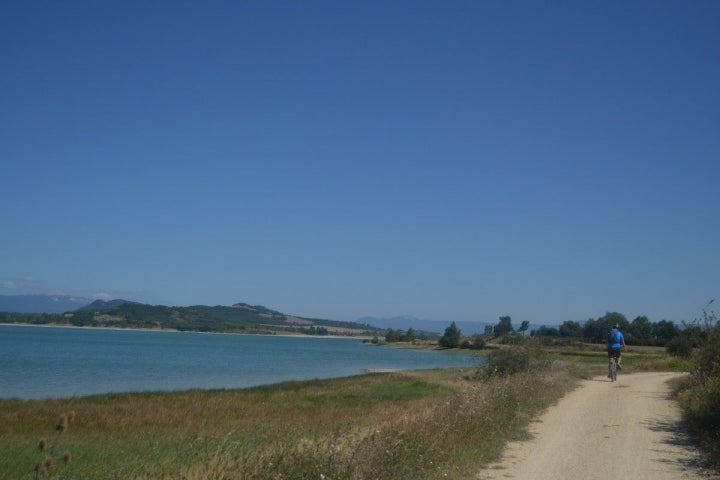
[1,365,580,480]
[672,322,720,467]
[539,344,693,371]
[2,343,695,480]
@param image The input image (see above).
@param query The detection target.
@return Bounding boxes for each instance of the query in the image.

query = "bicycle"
[609,355,618,382]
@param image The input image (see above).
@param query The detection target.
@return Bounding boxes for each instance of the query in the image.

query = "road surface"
[476,372,717,480]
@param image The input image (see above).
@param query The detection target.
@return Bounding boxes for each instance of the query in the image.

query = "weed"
[32,411,75,479]
[674,302,720,467]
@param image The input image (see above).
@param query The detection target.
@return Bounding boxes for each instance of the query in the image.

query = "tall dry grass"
[674,306,720,467]
[2,364,581,479]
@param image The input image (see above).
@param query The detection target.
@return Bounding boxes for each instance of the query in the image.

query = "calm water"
[0,325,479,399]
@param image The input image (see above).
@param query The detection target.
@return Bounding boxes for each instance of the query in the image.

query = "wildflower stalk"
[34,411,75,479]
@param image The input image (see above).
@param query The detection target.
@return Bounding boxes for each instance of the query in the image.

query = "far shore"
[0,322,374,340]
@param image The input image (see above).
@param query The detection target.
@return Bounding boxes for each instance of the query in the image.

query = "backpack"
[607,329,619,347]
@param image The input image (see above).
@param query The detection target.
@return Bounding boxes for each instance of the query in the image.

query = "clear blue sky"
[2,1,718,325]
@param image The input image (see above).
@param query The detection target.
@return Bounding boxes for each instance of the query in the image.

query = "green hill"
[0,301,376,337]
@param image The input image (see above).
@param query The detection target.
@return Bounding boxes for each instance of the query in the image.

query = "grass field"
[0,345,689,479]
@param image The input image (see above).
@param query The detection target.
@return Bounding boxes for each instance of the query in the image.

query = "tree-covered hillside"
[0,301,376,336]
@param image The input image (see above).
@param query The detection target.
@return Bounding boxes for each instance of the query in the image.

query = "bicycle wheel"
[610,358,617,382]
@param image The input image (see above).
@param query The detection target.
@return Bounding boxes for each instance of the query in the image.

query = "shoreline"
[0,322,372,339]
[0,325,473,401]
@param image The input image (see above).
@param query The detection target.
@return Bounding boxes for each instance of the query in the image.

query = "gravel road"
[476,371,717,480]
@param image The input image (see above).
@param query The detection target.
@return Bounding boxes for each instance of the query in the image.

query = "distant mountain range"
[0,294,493,335]
[0,294,93,314]
[0,295,376,336]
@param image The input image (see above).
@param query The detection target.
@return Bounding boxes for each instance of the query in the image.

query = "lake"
[0,325,480,399]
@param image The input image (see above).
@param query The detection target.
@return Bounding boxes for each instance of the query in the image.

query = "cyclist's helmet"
[614,323,620,329]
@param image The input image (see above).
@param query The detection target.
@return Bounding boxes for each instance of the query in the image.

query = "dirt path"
[476,372,716,480]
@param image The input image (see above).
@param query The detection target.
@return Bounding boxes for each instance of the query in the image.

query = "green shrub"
[676,307,720,466]
[666,335,695,358]
[678,376,720,464]
[486,347,534,376]
[460,335,486,350]
[471,335,486,349]
[499,334,524,345]
[693,326,720,382]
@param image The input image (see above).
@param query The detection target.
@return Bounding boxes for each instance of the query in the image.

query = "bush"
[693,326,720,382]
[678,376,720,464]
[460,336,486,350]
[500,333,524,345]
[666,335,695,358]
[676,307,720,466]
[471,335,486,349]
[486,347,536,376]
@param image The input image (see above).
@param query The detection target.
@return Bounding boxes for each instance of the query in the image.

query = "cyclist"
[607,323,626,378]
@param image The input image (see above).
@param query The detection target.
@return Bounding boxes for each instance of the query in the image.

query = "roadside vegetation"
[671,303,720,467]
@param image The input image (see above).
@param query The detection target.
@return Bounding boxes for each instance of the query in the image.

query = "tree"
[438,322,462,348]
[385,329,399,343]
[598,312,629,332]
[494,316,514,337]
[653,320,680,343]
[559,320,583,338]
[582,318,599,342]
[533,325,559,337]
[584,313,628,343]
[519,320,530,336]
[629,316,652,344]
[404,328,416,342]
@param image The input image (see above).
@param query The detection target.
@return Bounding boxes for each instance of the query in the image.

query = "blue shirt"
[608,329,624,349]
